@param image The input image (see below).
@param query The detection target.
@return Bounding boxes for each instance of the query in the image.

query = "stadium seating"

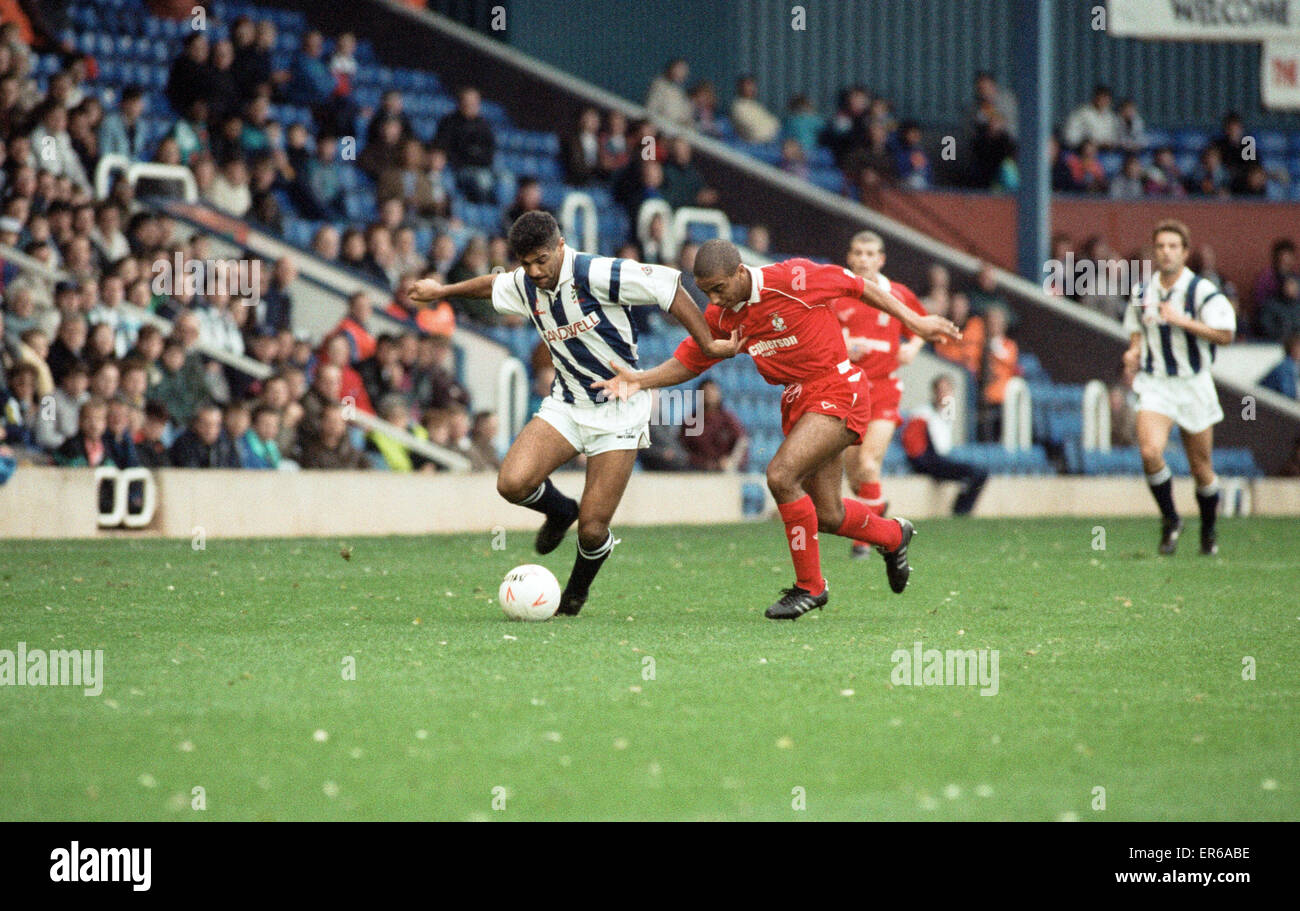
[48,0,1265,482]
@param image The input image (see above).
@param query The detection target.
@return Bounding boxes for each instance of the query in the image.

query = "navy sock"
[1196,480,1221,535]
[518,479,577,520]
[565,531,614,599]
[1146,465,1178,522]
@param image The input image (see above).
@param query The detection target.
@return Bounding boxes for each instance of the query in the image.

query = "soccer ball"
[498,564,561,621]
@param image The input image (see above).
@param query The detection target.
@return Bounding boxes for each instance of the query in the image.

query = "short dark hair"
[1152,219,1191,249]
[507,211,560,258]
[693,238,741,279]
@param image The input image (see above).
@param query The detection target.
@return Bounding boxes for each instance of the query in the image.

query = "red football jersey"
[674,259,866,386]
[832,274,928,380]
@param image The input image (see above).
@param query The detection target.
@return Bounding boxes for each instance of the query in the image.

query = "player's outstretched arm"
[409,273,496,302]
[591,358,699,401]
[861,280,961,343]
[668,287,748,359]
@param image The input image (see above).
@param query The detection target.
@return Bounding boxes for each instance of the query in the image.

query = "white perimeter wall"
[2,468,1299,539]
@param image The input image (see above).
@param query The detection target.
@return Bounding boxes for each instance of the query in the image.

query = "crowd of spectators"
[0,6,509,476]
[644,60,1293,203]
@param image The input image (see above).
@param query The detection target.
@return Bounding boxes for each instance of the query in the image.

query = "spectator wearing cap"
[169,401,240,468]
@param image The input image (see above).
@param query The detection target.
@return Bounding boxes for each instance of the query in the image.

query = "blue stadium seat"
[1259,131,1290,155]
[1172,128,1209,153]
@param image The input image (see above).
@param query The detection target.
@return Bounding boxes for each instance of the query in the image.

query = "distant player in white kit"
[1122,219,1236,555]
[409,212,744,615]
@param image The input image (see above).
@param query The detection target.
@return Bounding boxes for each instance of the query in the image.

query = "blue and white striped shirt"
[491,246,681,405]
[1123,268,1235,378]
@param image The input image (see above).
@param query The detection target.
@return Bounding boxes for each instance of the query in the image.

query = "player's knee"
[577,517,609,548]
[496,471,533,503]
[765,461,798,499]
[1138,442,1164,467]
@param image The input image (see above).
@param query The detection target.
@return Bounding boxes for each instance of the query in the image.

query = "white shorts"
[1133,370,1224,434]
[536,391,652,456]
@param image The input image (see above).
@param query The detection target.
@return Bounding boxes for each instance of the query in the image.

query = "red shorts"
[780,367,871,442]
[866,375,904,425]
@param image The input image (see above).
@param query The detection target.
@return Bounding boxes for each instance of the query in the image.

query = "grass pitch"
[1,517,1296,821]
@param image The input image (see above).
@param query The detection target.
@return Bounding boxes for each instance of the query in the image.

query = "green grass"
[1,517,1296,821]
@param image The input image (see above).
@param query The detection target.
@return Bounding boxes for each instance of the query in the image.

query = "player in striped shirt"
[410,212,744,616]
[832,231,928,556]
[594,239,960,620]
[1121,219,1236,555]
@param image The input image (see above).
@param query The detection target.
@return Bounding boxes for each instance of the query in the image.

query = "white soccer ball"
[498,564,561,621]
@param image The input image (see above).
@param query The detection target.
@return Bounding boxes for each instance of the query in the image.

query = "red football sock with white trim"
[854,481,886,546]
[857,481,885,515]
[777,495,825,596]
[837,498,903,551]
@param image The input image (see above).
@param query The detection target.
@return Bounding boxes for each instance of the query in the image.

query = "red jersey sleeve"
[672,304,728,375]
[767,259,866,305]
[892,282,928,340]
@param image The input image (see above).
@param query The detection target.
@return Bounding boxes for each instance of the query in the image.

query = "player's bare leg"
[844,418,897,557]
[1181,425,1221,555]
[555,447,638,616]
[497,417,581,554]
[1137,410,1182,554]
[801,431,913,597]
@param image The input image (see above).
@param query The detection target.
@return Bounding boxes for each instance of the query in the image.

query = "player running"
[594,239,961,620]
[409,212,745,616]
[833,231,928,557]
[1122,219,1235,555]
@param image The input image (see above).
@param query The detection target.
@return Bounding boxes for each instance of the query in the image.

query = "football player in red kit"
[834,231,928,557]
[593,239,961,620]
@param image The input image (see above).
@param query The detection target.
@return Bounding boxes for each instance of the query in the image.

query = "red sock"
[777,495,824,595]
[857,481,885,515]
[837,498,903,551]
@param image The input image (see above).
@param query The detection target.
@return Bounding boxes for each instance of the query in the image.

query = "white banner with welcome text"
[1109,0,1300,41]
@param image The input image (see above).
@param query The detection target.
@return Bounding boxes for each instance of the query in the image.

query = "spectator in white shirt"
[208,158,252,217]
[29,100,92,192]
[1063,84,1121,150]
[646,58,693,127]
[87,274,141,357]
[730,75,780,143]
